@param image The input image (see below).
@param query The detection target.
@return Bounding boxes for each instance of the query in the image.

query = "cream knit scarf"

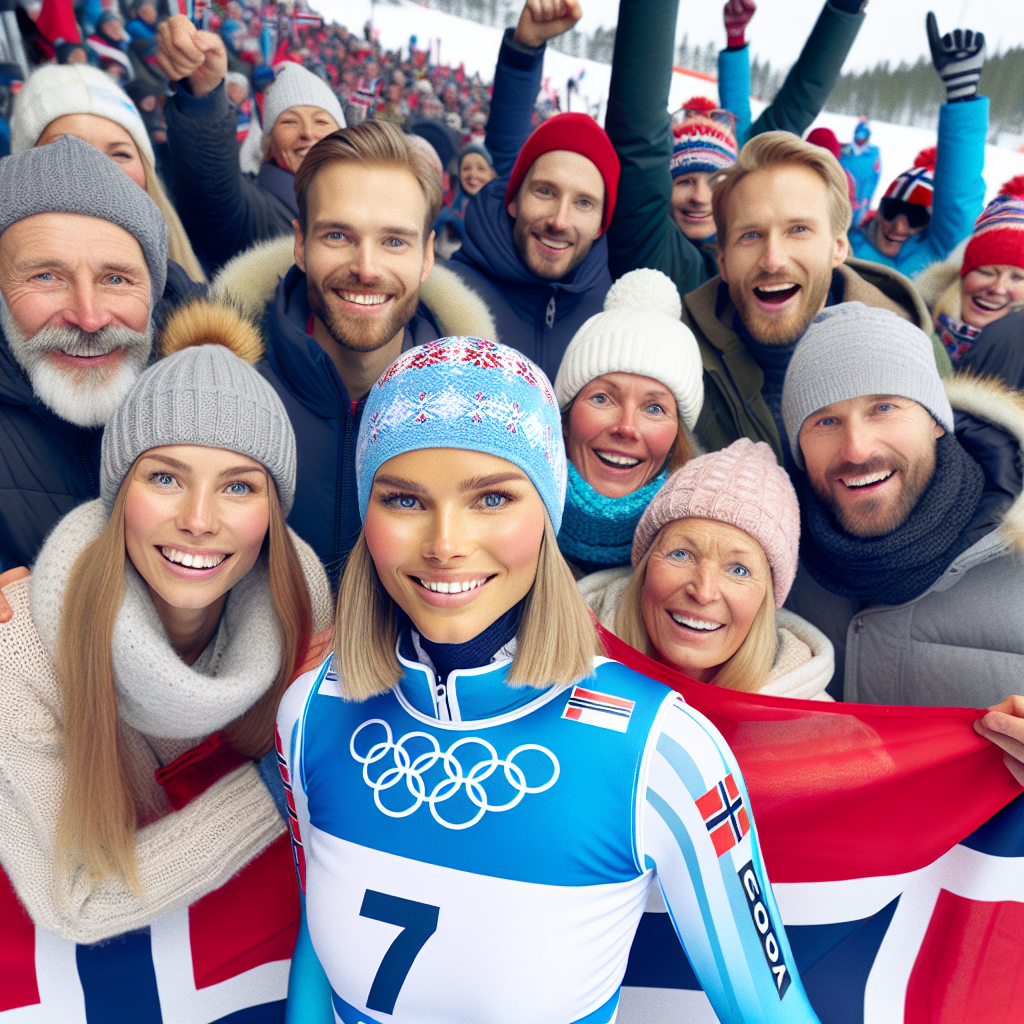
[31,500,281,740]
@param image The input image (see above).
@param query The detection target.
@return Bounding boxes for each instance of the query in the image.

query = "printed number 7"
[360,890,440,1014]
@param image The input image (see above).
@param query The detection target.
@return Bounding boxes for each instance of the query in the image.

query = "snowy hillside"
[320,0,1023,205]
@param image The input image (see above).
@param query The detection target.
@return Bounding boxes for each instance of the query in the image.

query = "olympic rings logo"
[350,720,560,830]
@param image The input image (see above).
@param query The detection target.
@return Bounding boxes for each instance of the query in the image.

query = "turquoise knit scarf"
[557,462,667,573]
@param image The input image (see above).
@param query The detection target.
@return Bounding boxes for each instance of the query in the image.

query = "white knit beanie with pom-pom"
[553,268,704,429]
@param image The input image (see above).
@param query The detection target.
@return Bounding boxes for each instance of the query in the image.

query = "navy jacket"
[166,81,298,274]
[258,265,446,586]
[0,261,203,571]
[447,28,612,380]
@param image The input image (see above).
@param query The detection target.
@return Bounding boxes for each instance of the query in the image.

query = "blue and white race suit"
[276,644,820,1024]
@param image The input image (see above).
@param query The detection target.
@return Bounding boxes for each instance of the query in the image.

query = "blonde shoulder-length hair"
[613,530,778,693]
[335,517,601,702]
[54,462,312,891]
[139,149,207,285]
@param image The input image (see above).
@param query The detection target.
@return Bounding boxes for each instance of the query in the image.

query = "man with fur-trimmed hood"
[211,121,497,586]
[0,136,164,571]
[782,302,1024,715]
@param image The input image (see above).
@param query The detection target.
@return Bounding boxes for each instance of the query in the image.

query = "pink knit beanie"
[631,439,800,609]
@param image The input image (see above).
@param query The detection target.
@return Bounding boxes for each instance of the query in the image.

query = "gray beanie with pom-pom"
[100,303,296,513]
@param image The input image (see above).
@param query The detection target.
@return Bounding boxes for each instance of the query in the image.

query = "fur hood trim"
[157,300,264,364]
[211,234,499,341]
[913,238,967,321]
[945,372,1024,553]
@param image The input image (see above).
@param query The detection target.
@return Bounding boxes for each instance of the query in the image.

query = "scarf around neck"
[30,500,283,740]
[799,433,985,606]
[557,462,667,573]
[937,313,983,365]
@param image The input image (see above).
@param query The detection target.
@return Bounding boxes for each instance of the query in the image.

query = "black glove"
[927,11,985,102]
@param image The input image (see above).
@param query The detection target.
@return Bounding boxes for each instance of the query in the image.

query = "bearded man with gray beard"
[682,132,952,471]
[0,136,164,570]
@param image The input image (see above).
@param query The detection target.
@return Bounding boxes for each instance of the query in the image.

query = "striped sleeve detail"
[639,697,819,1024]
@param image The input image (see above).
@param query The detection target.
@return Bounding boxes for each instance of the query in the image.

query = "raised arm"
[485,0,582,178]
[158,15,291,271]
[639,696,820,1023]
[744,1,866,144]
[605,0,713,297]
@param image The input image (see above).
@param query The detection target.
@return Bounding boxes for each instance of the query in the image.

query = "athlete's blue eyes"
[481,493,506,508]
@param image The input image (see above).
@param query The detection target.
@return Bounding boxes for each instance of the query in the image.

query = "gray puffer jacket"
[786,374,1024,708]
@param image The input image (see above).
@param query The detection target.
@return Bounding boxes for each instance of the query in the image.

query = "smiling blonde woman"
[581,438,835,699]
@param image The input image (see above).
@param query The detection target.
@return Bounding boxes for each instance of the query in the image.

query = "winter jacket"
[446,29,613,379]
[684,258,952,462]
[786,374,1024,708]
[848,98,989,279]
[605,0,864,302]
[448,180,612,381]
[959,311,1024,391]
[211,236,498,584]
[0,260,204,572]
[579,566,835,700]
[165,80,301,274]
[839,141,882,228]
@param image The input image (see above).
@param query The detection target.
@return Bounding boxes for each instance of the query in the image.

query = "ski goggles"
[879,197,931,229]
[671,106,738,134]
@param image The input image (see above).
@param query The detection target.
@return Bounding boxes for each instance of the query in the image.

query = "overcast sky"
[572,0,1024,73]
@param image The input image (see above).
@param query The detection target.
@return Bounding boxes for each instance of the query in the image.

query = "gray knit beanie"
[0,134,168,299]
[782,302,954,471]
[101,344,296,514]
[262,62,345,135]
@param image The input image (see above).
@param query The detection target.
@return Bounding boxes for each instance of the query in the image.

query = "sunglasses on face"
[879,197,931,230]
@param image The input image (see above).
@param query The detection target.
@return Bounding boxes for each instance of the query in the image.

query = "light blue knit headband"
[357,338,567,531]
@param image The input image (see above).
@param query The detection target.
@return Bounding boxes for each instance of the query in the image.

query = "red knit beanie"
[503,112,620,235]
[961,175,1024,278]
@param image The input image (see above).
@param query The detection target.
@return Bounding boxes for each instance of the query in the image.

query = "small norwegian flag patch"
[696,774,751,857]
[561,685,635,733]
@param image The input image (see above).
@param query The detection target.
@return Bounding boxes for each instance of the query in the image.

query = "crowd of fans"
[0,0,1022,1020]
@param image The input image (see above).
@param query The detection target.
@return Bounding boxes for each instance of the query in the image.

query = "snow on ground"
[319,0,1023,205]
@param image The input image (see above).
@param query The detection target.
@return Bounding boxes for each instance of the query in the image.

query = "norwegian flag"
[562,684,635,733]
[291,9,321,28]
[0,837,298,1023]
[597,627,1024,1024]
[695,774,751,857]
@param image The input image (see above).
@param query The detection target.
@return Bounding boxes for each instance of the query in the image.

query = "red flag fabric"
[597,625,1022,882]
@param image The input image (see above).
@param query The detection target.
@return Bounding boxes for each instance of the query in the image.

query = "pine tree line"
[827,46,1023,139]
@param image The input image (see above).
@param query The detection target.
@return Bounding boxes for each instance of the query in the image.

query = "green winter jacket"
[686,257,954,461]
[605,0,865,300]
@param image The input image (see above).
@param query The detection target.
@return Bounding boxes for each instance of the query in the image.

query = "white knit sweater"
[0,502,333,945]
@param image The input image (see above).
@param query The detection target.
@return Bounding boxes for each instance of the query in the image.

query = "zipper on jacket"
[78,438,97,495]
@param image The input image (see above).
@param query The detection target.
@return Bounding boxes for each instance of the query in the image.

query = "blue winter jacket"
[257,266,447,587]
[848,98,989,278]
[448,28,612,379]
[840,142,882,227]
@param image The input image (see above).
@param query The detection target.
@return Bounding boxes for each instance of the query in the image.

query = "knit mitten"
[927,11,985,102]
[723,0,755,50]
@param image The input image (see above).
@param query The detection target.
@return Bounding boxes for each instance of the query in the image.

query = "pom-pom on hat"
[503,113,620,235]
[961,175,1024,277]
[883,147,936,208]
[357,339,567,531]
[631,439,800,609]
[100,301,296,514]
[670,97,737,179]
[554,268,704,429]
